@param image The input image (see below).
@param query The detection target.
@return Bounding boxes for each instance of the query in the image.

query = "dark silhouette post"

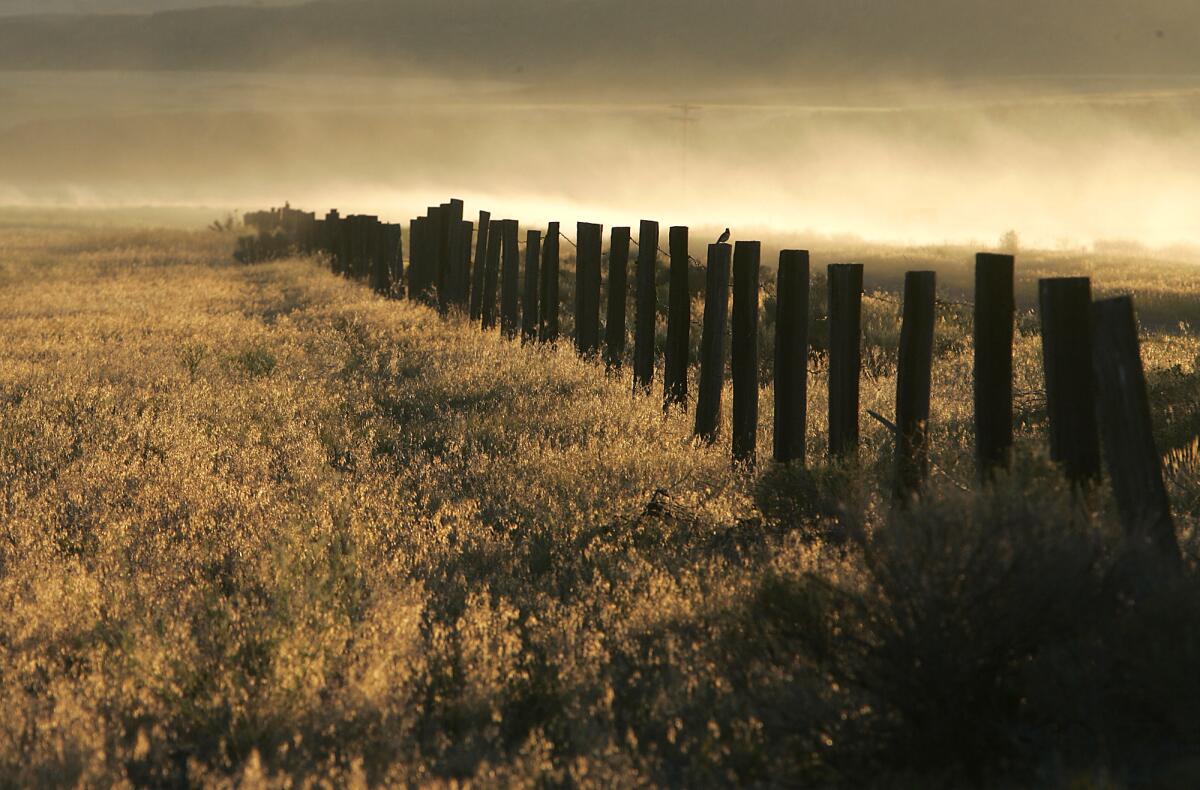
[895,271,937,498]
[522,229,542,343]
[576,222,603,355]
[1091,296,1180,563]
[539,222,560,342]
[773,250,809,464]
[469,210,491,320]
[605,227,631,368]
[1038,277,1101,484]
[499,220,521,338]
[633,220,659,394]
[664,226,690,410]
[481,219,503,330]
[827,263,864,459]
[732,241,761,465]
[975,252,1015,479]
[695,243,732,444]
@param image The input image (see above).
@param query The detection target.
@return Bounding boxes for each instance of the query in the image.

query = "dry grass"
[1,224,1199,787]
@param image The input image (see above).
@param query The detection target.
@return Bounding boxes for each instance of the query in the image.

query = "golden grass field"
[1,220,1199,786]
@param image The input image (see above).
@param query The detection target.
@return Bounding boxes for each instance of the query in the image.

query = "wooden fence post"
[732,241,761,465]
[1091,296,1180,563]
[1039,277,1101,484]
[481,218,503,330]
[575,222,603,356]
[444,216,463,312]
[895,270,937,498]
[370,220,390,295]
[605,227,631,368]
[385,223,404,298]
[336,216,351,277]
[500,220,521,339]
[469,210,492,320]
[828,263,864,459]
[773,250,809,464]
[975,252,1015,479]
[540,222,560,342]
[407,218,421,299]
[453,220,472,308]
[633,220,659,393]
[522,229,542,343]
[695,243,732,444]
[664,226,690,410]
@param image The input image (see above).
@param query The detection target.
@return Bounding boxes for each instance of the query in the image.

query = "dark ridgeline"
[500,219,521,339]
[604,226,631,368]
[632,220,659,394]
[469,210,492,321]
[974,252,1014,479]
[731,241,761,466]
[522,228,542,343]
[539,222,561,343]
[664,226,690,410]
[827,263,863,459]
[894,271,937,499]
[773,250,809,465]
[695,242,732,444]
[1091,296,1180,563]
[1038,277,1101,484]
[481,218,503,330]
[575,222,603,356]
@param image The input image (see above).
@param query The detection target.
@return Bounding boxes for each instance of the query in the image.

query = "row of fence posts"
[253,201,1180,562]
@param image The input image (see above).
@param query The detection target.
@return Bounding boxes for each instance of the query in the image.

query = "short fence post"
[1091,296,1180,563]
[385,223,404,298]
[540,222,560,342]
[453,220,472,308]
[575,222,603,356]
[827,263,864,459]
[469,210,492,320]
[500,220,521,339]
[336,216,351,277]
[694,243,732,444]
[975,252,1015,479]
[895,270,937,498]
[633,220,659,394]
[664,225,690,409]
[773,250,809,464]
[481,219,503,330]
[732,241,761,465]
[605,227,631,368]
[522,229,542,343]
[407,218,422,299]
[1039,277,1101,484]
[370,220,390,295]
[421,210,442,305]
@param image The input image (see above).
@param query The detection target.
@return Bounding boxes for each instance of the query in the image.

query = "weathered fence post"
[895,271,937,498]
[500,220,521,339]
[664,226,690,410]
[575,222,603,356]
[336,216,351,277]
[469,210,491,320]
[633,220,659,394]
[407,218,422,299]
[540,222,560,342]
[1039,277,1101,484]
[695,243,732,444]
[774,250,809,464]
[522,229,542,343]
[370,220,390,295]
[605,227,631,368]
[828,263,864,459]
[385,223,404,298]
[453,220,472,308]
[1091,296,1180,563]
[481,219,503,330]
[975,252,1015,479]
[732,241,761,465]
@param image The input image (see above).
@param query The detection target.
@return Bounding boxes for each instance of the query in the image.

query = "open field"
[2,222,1200,786]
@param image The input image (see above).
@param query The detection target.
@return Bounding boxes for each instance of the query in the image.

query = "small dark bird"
[717,228,731,244]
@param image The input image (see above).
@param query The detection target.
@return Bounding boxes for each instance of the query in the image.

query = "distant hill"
[0,0,1196,92]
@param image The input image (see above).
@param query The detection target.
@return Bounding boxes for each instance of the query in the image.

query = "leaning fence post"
[539,222,560,343]
[828,263,864,459]
[633,220,659,394]
[481,219,503,330]
[774,250,809,464]
[605,227,631,368]
[895,271,937,498]
[522,229,542,343]
[1091,296,1180,563]
[1039,277,1101,484]
[695,243,732,444]
[732,241,761,466]
[575,222,603,356]
[500,220,521,339]
[664,226,690,409]
[975,252,1015,479]
[469,210,491,320]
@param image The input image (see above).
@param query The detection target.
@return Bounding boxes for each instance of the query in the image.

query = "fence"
[239,202,1183,561]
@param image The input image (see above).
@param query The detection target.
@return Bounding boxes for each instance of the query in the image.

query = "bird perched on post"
[717,228,731,244]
